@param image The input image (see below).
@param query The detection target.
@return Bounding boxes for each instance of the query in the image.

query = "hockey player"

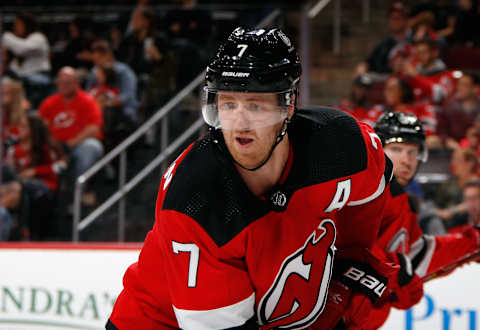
[366,112,480,329]
[107,27,396,329]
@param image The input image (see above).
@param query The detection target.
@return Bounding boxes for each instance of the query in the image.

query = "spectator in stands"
[1,78,28,145]
[39,66,104,179]
[117,6,159,77]
[1,13,51,108]
[435,147,478,228]
[2,114,65,240]
[451,0,480,47]
[355,2,410,76]
[436,73,480,149]
[163,0,212,47]
[409,0,458,39]
[55,17,94,76]
[409,11,441,44]
[88,65,119,108]
[87,40,139,127]
[367,76,437,136]
[339,75,373,126]
[5,114,66,193]
[400,38,457,104]
[454,179,480,232]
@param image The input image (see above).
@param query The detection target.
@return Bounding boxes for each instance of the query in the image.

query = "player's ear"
[287,93,296,120]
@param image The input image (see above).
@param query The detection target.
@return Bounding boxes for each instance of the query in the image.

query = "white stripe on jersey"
[347,174,387,206]
[173,293,255,330]
[408,235,436,277]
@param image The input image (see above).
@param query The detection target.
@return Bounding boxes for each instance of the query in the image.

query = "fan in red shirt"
[5,114,65,192]
[38,66,104,178]
[339,75,374,127]
[367,76,437,136]
[2,113,66,240]
[401,38,458,105]
[107,27,399,330]
[363,112,480,329]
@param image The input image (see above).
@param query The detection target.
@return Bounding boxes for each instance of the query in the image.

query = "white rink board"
[382,262,480,330]
[0,246,140,330]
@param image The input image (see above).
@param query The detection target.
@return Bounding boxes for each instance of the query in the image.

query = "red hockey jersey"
[108,108,394,329]
[365,179,480,329]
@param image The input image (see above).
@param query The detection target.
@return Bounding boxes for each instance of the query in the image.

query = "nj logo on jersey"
[257,219,336,329]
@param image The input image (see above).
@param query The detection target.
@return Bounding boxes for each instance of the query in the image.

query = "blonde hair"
[2,78,26,126]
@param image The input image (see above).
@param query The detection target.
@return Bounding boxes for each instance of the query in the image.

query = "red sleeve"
[336,122,393,248]
[408,230,480,279]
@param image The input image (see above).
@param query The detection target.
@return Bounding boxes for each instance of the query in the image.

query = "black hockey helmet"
[203,27,301,129]
[374,111,428,162]
[206,26,301,93]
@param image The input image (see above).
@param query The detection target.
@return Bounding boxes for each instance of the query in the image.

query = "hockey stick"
[422,249,480,283]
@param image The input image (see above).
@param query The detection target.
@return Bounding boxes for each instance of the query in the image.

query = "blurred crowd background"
[1,0,480,242]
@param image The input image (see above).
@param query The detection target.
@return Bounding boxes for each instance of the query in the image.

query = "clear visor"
[385,137,429,163]
[202,88,292,130]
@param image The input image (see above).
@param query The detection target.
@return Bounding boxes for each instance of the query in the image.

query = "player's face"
[463,186,480,224]
[217,91,287,169]
[384,142,420,186]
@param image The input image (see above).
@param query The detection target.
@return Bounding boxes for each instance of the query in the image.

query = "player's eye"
[408,150,419,158]
[220,102,237,111]
[247,103,263,112]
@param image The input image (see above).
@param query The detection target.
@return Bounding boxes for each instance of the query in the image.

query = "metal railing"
[72,8,283,242]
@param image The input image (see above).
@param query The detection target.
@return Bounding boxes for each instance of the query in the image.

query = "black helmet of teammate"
[206,26,301,94]
[374,111,428,162]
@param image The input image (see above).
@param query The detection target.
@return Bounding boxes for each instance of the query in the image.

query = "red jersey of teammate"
[365,179,480,329]
[108,108,395,329]
[4,144,64,191]
[367,103,437,136]
[38,90,103,142]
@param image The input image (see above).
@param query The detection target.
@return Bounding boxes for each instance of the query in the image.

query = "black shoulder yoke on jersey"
[162,106,369,246]
[389,177,419,214]
[390,177,405,198]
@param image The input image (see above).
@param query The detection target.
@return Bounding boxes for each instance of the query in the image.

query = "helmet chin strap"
[214,117,291,172]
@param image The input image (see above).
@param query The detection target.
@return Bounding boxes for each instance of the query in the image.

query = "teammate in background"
[108,27,397,329]
[366,112,480,329]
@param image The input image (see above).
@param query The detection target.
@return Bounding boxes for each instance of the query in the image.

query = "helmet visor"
[202,88,291,130]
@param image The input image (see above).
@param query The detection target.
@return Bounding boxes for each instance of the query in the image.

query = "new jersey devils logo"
[258,219,337,329]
